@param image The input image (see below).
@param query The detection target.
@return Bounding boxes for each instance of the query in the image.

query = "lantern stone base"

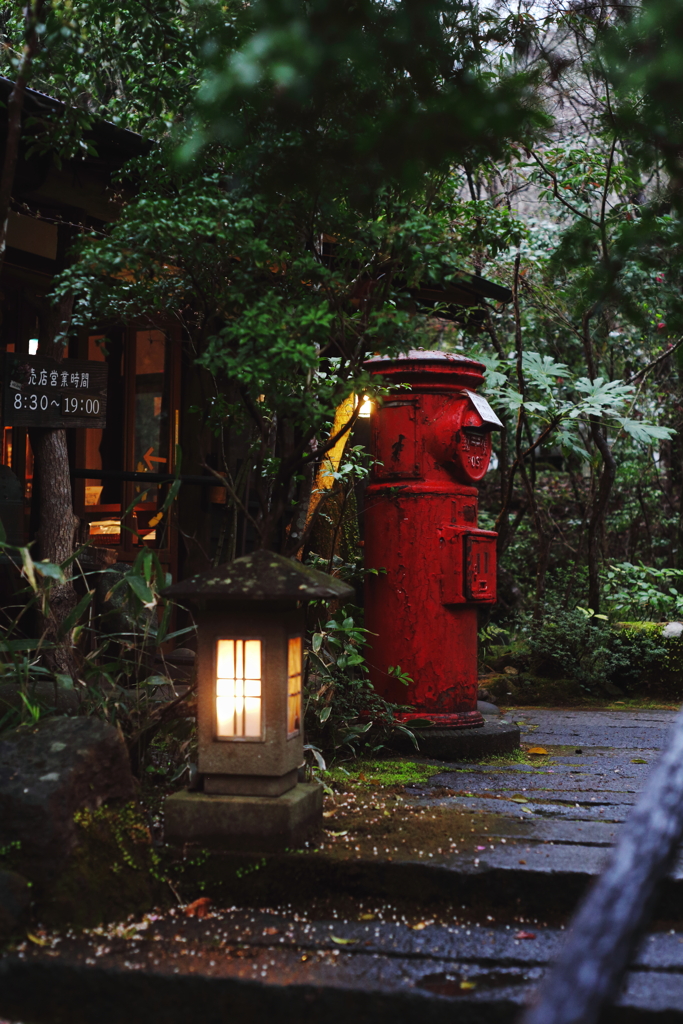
[163,782,323,851]
[203,768,298,797]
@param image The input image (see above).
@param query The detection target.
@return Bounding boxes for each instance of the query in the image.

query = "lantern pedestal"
[164,782,323,851]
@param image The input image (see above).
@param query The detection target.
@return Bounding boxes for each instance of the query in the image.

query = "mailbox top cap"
[365,350,484,369]
[364,349,486,388]
[164,550,355,603]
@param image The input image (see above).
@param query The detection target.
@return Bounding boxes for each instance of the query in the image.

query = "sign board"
[2,354,108,429]
[462,389,503,430]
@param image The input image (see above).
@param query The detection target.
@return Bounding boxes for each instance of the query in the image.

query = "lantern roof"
[164,550,354,603]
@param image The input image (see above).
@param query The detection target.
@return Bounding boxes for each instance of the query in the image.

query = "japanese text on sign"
[2,354,108,429]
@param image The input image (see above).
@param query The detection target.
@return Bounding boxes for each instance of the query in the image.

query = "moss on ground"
[322,747,557,790]
[323,758,447,789]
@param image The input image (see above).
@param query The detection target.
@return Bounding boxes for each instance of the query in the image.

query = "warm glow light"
[287,637,302,736]
[358,395,373,418]
[216,639,262,738]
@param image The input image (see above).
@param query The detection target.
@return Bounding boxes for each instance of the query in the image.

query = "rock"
[0,869,30,941]
[165,648,196,664]
[662,622,683,639]
[155,646,196,685]
[0,679,80,717]
[477,700,500,716]
[0,717,136,892]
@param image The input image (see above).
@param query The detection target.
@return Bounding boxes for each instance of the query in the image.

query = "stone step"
[2,907,683,1023]
[173,845,683,926]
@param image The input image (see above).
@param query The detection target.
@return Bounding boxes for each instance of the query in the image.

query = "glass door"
[75,325,180,565]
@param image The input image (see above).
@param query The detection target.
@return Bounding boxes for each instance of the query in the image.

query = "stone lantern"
[163,550,353,849]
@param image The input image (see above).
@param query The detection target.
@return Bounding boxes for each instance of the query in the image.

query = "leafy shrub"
[304,607,415,760]
[527,608,669,694]
[602,562,683,621]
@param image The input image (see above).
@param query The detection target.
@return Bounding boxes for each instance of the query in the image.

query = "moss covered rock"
[0,716,166,927]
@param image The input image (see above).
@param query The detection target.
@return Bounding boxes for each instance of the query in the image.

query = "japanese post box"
[363,350,501,728]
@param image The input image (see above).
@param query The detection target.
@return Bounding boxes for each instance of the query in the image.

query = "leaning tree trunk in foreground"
[521,706,683,1024]
[28,294,80,677]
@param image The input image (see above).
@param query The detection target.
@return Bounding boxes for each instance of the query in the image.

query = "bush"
[518,610,671,696]
[304,607,414,761]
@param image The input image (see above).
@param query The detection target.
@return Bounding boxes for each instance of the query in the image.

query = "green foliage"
[479,350,673,463]
[5,0,683,703]
[305,606,414,758]
[55,161,491,550]
[604,0,683,179]
[527,612,612,691]
[0,0,200,144]
[74,802,163,879]
[0,529,196,785]
[32,0,548,556]
[187,0,548,191]
[523,608,668,695]
[602,562,683,621]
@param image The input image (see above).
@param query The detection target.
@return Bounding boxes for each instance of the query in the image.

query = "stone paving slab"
[481,818,620,845]
[513,708,678,748]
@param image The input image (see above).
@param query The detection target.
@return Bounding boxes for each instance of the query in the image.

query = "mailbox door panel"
[465,534,497,602]
[372,400,420,479]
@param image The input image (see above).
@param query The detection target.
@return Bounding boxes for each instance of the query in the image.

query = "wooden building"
[0,76,229,585]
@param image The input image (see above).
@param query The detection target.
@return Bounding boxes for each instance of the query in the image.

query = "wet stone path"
[408,709,677,864]
[2,707,683,1024]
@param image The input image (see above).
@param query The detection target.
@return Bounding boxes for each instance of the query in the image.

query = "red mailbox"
[363,351,501,728]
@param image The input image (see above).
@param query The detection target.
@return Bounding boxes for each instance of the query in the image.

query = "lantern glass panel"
[287,636,302,736]
[215,639,262,739]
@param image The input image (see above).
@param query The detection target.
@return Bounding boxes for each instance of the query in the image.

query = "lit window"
[215,639,262,739]
[287,636,302,736]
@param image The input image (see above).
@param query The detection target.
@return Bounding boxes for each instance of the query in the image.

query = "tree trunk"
[28,294,80,676]
[587,418,616,613]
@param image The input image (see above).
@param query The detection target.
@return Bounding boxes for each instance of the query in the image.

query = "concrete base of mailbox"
[164,782,323,851]
[388,720,520,760]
